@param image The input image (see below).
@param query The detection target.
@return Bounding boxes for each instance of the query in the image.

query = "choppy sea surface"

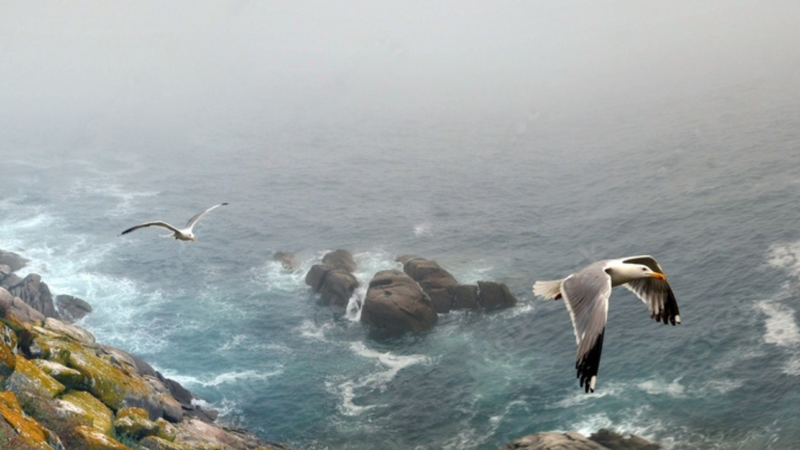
[2,77,800,449]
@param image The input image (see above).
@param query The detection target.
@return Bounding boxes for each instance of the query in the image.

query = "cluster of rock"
[0,287,289,449]
[503,429,660,450]
[0,250,92,324]
[298,250,518,336]
[0,248,290,449]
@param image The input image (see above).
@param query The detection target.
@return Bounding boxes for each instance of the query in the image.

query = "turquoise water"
[2,77,800,449]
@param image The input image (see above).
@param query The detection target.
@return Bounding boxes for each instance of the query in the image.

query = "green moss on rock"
[139,435,194,450]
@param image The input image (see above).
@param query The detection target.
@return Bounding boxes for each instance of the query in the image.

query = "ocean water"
[2,77,800,450]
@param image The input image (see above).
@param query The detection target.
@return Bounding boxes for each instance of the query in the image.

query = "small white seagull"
[533,255,681,393]
[121,203,228,242]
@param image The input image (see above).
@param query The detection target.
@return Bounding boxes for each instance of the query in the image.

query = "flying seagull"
[533,255,681,393]
[120,203,228,241]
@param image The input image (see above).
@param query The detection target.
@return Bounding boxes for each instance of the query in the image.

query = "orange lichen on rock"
[0,391,57,449]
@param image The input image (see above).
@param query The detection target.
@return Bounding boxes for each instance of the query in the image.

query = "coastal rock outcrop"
[0,250,29,273]
[5,273,59,319]
[360,270,437,335]
[0,285,289,449]
[399,256,518,312]
[305,250,359,307]
[402,257,459,313]
[502,429,660,450]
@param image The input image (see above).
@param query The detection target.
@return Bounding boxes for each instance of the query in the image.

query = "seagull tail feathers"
[533,279,565,300]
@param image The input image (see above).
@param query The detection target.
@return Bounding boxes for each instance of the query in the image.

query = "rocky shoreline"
[1,247,662,449]
[0,249,290,449]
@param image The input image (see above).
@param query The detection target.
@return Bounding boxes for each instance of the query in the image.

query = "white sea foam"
[165,368,283,388]
[759,241,800,375]
[327,342,429,416]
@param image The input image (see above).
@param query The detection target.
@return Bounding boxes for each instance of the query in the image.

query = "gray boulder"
[402,258,459,313]
[477,281,517,310]
[305,250,359,307]
[360,270,437,335]
[0,249,28,272]
[322,249,357,272]
[0,286,45,323]
[452,284,480,310]
[56,294,93,323]
[7,273,59,318]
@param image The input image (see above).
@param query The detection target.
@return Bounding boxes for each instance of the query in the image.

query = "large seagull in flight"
[121,203,228,242]
[533,255,681,393]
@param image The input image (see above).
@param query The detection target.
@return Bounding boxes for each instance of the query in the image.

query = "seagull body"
[533,255,681,393]
[121,203,228,241]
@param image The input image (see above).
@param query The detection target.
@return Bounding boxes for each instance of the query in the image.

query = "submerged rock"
[360,270,437,335]
[273,251,299,271]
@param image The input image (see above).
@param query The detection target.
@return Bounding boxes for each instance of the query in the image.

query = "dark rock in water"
[305,250,359,307]
[322,249,357,273]
[273,251,299,271]
[6,274,59,319]
[502,430,660,450]
[452,284,480,310]
[0,249,28,272]
[402,258,459,313]
[361,270,437,335]
[305,265,359,307]
[318,270,358,307]
[477,281,517,310]
[589,429,661,450]
[305,264,330,291]
[55,294,93,323]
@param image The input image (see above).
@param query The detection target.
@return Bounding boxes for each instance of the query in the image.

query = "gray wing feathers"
[624,279,681,325]
[562,267,611,359]
[561,265,611,392]
[184,203,228,229]
[121,221,180,235]
[622,256,681,325]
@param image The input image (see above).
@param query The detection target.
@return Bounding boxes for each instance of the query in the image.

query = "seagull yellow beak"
[190,237,196,241]
[650,273,666,280]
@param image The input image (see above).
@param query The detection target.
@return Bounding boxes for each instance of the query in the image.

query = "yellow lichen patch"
[59,390,114,437]
[74,425,130,450]
[116,406,148,421]
[0,391,52,449]
[66,345,148,411]
[0,323,17,377]
[32,359,83,389]
[115,414,159,439]
[13,356,66,397]
[155,418,178,442]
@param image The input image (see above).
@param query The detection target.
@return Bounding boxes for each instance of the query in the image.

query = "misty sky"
[2,1,800,152]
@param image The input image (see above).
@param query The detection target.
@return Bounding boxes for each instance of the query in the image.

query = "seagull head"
[607,261,666,285]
